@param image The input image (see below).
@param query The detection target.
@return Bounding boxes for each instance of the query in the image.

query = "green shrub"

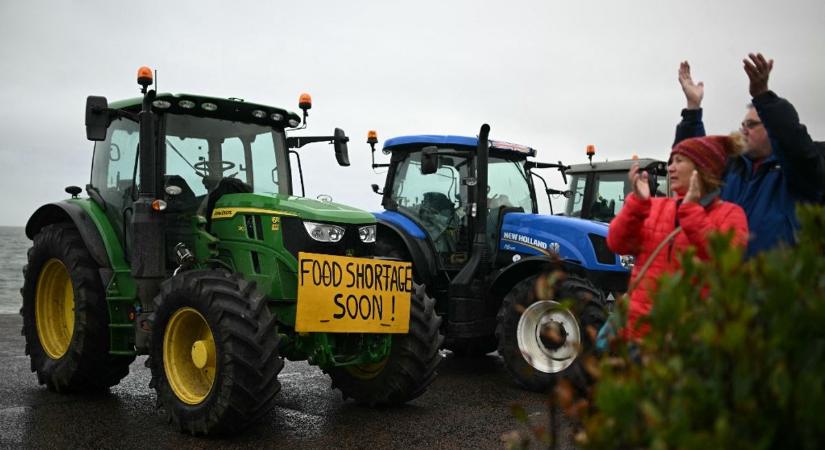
[578,204,825,450]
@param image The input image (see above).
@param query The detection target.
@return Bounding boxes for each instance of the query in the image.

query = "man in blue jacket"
[674,53,825,257]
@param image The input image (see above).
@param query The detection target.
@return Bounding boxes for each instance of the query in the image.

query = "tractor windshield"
[163,114,289,197]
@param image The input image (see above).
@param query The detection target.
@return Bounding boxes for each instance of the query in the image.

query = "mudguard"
[373,211,438,287]
[489,255,587,299]
[26,200,119,270]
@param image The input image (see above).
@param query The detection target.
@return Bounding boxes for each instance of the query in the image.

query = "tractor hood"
[499,212,625,272]
[214,193,376,224]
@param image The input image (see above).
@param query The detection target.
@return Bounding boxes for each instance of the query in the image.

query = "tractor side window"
[90,117,140,211]
[591,172,628,222]
[250,133,280,195]
[565,174,586,217]
[487,158,532,212]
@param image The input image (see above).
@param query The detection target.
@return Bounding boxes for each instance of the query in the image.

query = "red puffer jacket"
[607,193,748,339]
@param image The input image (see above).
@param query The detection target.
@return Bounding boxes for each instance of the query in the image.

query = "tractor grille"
[281,217,375,259]
[588,233,616,265]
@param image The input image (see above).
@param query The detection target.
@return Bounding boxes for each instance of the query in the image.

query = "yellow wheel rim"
[163,307,216,405]
[345,357,389,380]
[35,259,75,359]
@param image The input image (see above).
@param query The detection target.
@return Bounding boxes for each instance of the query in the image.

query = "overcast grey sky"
[1,0,822,226]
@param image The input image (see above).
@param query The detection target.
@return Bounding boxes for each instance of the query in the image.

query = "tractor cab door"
[485,157,534,257]
[389,152,469,269]
[566,172,588,218]
[89,117,141,256]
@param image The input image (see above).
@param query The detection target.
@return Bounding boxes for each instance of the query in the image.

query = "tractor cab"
[564,151,668,222]
[85,90,351,268]
[372,135,552,270]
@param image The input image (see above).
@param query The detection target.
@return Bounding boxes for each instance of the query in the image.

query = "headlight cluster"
[620,255,635,269]
[302,222,377,243]
[358,225,376,243]
[303,222,345,243]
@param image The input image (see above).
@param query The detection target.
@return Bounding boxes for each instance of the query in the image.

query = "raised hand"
[684,170,702,203]
[629,163,651,200]
[743,53,774,97]
[679,61,704,109]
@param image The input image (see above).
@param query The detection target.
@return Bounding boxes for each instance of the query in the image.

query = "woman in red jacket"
[607,135,749,340]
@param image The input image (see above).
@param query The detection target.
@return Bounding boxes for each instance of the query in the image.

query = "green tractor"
[21,68,441,435]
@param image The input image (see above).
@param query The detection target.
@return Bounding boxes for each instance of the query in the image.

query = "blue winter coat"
[673,91,825,258]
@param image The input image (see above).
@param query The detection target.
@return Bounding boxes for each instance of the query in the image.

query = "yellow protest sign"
[295,252,413,333]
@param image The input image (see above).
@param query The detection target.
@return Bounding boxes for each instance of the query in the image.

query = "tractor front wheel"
[148,270,283,435]
[327,282,443,405]
[21,223,133,392]
[496,273,606,392]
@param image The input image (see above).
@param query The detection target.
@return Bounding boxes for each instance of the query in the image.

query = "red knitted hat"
[670,135,736,179]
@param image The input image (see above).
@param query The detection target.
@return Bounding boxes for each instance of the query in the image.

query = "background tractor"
[21,68,441,435]
[366,126,629,392]
[563,147,669,223]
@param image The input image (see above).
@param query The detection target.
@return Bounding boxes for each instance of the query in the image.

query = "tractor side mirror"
[371,184,383,195]
[85,96,109,141]
[333,128,350,166]
[421,146,438,175]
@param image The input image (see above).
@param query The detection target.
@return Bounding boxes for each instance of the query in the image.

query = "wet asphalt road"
[0,314,576,449]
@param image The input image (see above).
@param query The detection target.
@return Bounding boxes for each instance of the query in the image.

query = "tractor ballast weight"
[368,126,630,391]
[21,69,442,435]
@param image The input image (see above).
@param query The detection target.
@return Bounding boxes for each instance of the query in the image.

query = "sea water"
[0,227,28,314]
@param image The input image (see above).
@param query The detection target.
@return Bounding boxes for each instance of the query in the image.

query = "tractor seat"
[419,192,456,252]
[164,175,198,213]
[203,177,253,232]
[420,192,454,215]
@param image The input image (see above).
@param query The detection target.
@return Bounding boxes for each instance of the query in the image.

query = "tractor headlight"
[358,225,376,243]
[620,254,635,269]
[303,221,345,243]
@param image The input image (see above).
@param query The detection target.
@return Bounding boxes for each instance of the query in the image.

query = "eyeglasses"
[741,120,763,130]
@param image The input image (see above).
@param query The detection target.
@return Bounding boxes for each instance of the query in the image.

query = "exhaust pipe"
[448,124,490,335]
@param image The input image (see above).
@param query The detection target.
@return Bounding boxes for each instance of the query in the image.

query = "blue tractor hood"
[499,213,625,273]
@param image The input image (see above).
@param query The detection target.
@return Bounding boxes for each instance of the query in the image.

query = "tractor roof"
[383,135,537,157]
[109,93,301,128]
[565,157,666,174]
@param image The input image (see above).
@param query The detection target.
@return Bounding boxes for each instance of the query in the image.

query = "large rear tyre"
[496,273,606,392]
[148,270,283,435]
[21,223,133,392]
[327,282,443,405]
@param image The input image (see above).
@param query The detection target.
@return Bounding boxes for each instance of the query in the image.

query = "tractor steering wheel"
[194,160,236,178]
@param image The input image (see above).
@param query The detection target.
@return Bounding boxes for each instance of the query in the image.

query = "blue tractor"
[366,125,630,391]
